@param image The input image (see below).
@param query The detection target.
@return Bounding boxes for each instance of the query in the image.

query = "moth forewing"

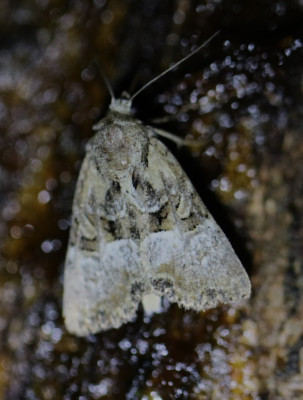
[63,105,251,336]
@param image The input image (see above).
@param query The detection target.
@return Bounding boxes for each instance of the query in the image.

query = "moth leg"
[152,127,202,148]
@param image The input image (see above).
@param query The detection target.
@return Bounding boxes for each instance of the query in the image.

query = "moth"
[63,32,251,336]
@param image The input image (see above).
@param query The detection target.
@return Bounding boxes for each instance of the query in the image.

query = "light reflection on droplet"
[189,89,198,104]
[150,391,163,400]
[30,158,43,172]
[213,133,222,144]
[157,94,167,104]
[242,320,258,346]
[255,133,265,146]
[196,4,205,12]
[37,145,51,159]
[88,379,113,397]
[118,338,132,350]
[173,9,185,24]
[10,225,22,239]
[199,96,214,113]
[101,9,113,24]
[43,87,59,103]
[164,104,177,115]
[0,101,7,119]
[137,339,148,355]
[15,139,28,155]
[60,170,71,183]
[2,197,21,220]
[58,219,69,230]
[40,239,61,253]
[196,343,212,362]
[229,151,239,160]
[52,239,62,251]
[41,240,52,253]
[205,146,216,157]
[210,179,219,190]
[215,84,225,94]
[210,63,219,73]
[38,189,51,204]
[155,343,168,357]
[234,190,248,200]
[45,177,57,190]
[219,177,231,192]
[210,348,231,375]
[13,118,33,134]
[237,163,247,172]
[6,261,18,274]
[152,327,166,337]
[81,66,96,82]
[219,113,233,128]
[247,168,256,178]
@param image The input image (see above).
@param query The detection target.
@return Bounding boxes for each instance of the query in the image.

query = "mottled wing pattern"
[63,124,250,336]
[63,150,142,336]
[138,133,251,311]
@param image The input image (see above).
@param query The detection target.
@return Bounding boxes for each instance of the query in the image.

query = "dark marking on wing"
[128,209,141,240]
[131,282,145,300]
[140,140,149,167]
[151,204,169,226]
[94,159,102,175]
[131,172,161,209]
[104,180,122,215]
[132,171,139,189]
[142,180,156,200]
[129,225,140,239]
[102,219,123,240]
[151,278,175,297]
[79,236,98,252]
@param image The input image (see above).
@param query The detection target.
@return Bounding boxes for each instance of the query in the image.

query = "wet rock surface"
[0,1,302,399]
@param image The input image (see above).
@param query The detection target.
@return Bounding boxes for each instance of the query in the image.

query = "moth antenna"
[91,58,116,100]
[100,69,115,100]
[130,30,220,102]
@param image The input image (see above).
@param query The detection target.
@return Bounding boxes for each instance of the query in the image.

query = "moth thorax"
[101,126,124,152]
[109,96,132,115]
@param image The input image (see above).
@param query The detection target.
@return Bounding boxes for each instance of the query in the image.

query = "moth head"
[109,93,132,115]
[99,31,220,118]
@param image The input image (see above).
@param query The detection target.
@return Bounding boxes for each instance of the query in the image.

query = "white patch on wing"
[64,239,141,336]
[142,294,162,315]
[140,223,250,309]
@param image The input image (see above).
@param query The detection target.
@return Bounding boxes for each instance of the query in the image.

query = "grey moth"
[63,34,251,336]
